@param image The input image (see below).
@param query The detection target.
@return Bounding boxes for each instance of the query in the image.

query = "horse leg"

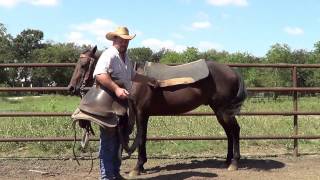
[222,113,240,171]
[213,111,234,164]
[210,104,240,170]
[129,114,149,177]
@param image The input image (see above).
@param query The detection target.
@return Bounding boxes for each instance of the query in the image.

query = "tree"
[30,43,81,87]
[291,49,316,87]
[13,29,44,60]
[12,29,45,87]
[265,43,293,87]
[128,47,153,62]
[181,47,199,63]
[0,23,14,85]
[224,52,263,87]
[311,41,320,87]
[314,41,320,55]
[150,48,167,62]
[199,49,229,63]
[160,50,183,64]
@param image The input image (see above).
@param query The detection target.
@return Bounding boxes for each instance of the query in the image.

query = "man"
[93,26,151,180]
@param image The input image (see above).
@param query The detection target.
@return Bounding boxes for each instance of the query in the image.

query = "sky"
[1,0,320,57]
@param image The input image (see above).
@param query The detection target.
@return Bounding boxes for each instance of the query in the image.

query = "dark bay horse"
[68,46,247,177]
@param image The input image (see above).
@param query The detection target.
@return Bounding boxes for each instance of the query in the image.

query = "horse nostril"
[68,85,75,92]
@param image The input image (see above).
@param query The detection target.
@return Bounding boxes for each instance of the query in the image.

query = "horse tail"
[226,70,247,117]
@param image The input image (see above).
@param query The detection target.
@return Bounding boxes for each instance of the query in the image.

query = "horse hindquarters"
[209,67,247,170]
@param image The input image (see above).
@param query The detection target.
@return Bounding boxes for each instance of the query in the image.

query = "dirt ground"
[1,155,320,180]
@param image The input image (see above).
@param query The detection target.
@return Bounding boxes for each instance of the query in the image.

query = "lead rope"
[72,80,95,174]
[72,119,94,174]
[72,120,80,165]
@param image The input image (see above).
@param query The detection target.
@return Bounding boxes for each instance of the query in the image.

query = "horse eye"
[80,60,89,67]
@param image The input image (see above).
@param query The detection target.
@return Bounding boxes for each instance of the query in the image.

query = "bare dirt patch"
[1,155,320,180]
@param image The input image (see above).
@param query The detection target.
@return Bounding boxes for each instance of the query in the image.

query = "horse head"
[68,45,98,96]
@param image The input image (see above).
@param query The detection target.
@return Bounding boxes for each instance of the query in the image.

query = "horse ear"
[91,45,97,54]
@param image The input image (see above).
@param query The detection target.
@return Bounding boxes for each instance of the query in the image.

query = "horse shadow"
[135,157,285,179]
[136,171,217,180]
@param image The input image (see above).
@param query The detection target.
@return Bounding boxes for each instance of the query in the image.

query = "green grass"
[0,95,319,158]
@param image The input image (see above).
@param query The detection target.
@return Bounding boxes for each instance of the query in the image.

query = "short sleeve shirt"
[93,46,136,90]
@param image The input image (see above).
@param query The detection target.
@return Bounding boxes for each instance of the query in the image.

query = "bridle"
[79,54,96,98]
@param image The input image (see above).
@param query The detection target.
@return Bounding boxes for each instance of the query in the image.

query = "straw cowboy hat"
[106,26,136,41]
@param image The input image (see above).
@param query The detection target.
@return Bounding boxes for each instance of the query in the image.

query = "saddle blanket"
[144,59,209,87]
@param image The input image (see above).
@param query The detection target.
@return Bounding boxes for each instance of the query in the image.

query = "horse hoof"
[128,170,140,177]
[227,164,238,171]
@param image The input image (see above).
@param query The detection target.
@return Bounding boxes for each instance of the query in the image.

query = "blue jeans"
[99,126,121,180]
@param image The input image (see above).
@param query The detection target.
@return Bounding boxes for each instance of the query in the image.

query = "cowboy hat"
[106,26,136,41]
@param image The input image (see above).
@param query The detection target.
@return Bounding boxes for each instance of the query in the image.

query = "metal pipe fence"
[1,63,320,157]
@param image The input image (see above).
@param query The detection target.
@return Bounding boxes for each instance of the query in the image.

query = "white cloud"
[221,13,231,19]
[0,0,20,8]
[141,38,186,52]
[184,21,212,31]
[141,38,223,53]
[198,41,223,51]
[178,0,194,4]
[192,21,211,29]
[66,32,93,45]
[283,26,304,35]
[171,33,185,39]
[29,0,58,6]
[72,18,116,37]
[67,18,117,46]
[196,12,210,20]
[0,0,59,8]
[206,0,248,7]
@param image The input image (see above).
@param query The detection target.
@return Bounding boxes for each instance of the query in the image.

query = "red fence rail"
[1,63,320,157]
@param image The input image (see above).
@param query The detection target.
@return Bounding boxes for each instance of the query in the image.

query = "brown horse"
[68,46,247,177]
[68,46,98,97]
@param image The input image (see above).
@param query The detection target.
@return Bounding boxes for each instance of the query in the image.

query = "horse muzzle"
[67,84,81,96]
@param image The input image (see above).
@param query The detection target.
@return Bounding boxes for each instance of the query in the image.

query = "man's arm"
[96,73,129,99]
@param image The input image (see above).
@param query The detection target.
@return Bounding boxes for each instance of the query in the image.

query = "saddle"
[79,85,127,117]
[72,83,128,128]
[144,59,209,87]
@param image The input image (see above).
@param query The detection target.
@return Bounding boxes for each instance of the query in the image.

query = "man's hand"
[148,77,160,88]
[115,87,130,99]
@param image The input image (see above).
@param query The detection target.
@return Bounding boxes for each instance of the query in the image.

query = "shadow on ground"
[134,158,285,179]
[137,171,217,180]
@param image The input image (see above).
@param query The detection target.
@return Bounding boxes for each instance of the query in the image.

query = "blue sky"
[1,0,320,57]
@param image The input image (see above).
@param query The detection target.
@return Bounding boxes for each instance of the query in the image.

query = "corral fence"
[1,63,320,157]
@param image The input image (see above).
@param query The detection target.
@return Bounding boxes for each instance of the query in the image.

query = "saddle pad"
[144,59,209,87]
[72,108,118,128]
